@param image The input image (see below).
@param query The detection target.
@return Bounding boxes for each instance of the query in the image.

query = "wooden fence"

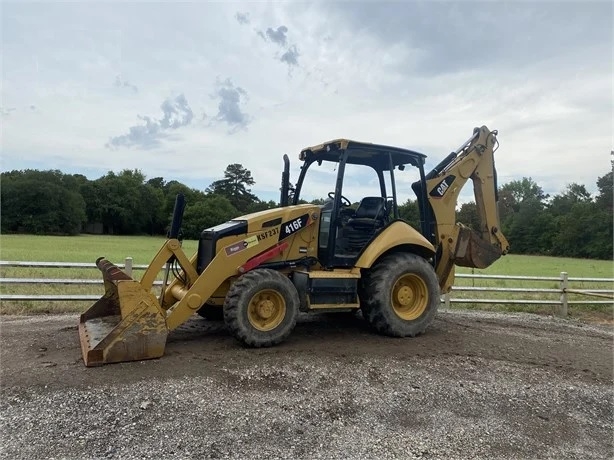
[446,273,613,317]
[1,259,612,318]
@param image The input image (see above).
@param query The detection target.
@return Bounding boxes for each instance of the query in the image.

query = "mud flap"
[454,226,502,269]
[78,258,168,367]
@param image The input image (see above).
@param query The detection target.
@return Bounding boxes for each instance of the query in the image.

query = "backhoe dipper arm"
[423,126,510,292]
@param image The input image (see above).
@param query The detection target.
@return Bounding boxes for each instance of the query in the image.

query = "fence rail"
[0,259,149,272]
[1,259,612,317]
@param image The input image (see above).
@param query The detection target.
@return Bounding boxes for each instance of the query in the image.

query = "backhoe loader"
[79,125,509,366]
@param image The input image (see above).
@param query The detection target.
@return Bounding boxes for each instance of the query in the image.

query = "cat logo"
[429,175,456,198]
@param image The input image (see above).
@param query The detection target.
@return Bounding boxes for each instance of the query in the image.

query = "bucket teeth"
[96,257,133,282]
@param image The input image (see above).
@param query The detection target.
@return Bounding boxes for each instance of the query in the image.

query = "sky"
[1,0,612,204]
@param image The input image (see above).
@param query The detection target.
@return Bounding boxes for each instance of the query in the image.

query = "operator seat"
[344,197,387,250]
[347,197,386,228]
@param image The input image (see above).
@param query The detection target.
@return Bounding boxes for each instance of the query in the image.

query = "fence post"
[558,271,568,318]
[444,291,450,310]
[124,257,133,277]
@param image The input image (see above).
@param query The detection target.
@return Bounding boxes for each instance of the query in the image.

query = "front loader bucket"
[78,258,169,367]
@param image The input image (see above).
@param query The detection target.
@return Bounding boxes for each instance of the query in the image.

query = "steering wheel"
[328,192,351,207]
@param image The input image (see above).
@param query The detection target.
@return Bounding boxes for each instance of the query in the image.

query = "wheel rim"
[247,289,286,331]
[391,273,428,320]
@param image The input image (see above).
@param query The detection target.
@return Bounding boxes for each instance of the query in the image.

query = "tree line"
[1,165,612,260]
[0,164,275,239]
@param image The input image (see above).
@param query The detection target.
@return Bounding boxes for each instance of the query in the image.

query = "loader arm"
[79,203,320,366]
[417,126,510,292]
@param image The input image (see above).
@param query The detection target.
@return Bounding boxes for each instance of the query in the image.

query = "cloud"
[159,93,194,129]
[106,94,194,149]
[212,79,250,132]
[2,2,610,201]
[263,26,288,47]
[235,12,250,25]
[256,24,300,70]
[114,75,138,93]
[1,105,38,116]
[280,46,299,67]
[106,116,163,150]
[1,107,17,117]
[324,2,612,76]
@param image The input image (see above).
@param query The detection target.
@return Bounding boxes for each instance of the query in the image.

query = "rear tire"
[359,252,439,337]
[224,269,299,347]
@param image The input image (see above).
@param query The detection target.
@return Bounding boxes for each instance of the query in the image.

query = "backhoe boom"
[421,126,510,292]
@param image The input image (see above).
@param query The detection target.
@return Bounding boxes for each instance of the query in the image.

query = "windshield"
[294,157,421,205]
[293,160,338,204]
[293,151,426,264]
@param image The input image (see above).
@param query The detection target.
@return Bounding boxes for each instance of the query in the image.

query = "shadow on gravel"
[166,312,449,357]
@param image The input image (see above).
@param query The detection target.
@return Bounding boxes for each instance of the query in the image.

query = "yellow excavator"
[79,126,509,366]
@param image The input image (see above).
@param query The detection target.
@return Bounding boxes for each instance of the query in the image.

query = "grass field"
[454,254,613,321]
[1,234,612,321]
[458,254,613,279]
[0,234,199,265]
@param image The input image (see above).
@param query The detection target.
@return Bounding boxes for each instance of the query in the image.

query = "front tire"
[223,269,299,347]
[360,252,440,337]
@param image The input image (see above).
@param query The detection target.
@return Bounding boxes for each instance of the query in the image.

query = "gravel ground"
[1,310,612,459]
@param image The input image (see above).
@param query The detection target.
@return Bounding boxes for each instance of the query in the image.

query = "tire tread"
[224,269,298,347]
[360,252,439,337]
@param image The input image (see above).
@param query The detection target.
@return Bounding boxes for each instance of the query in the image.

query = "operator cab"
[292,139,428,268]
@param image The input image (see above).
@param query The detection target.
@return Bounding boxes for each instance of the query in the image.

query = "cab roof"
[299,138,427,170]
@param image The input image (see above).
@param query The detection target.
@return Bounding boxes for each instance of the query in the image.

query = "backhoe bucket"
[78,258,168,367]
[454,226,502,269]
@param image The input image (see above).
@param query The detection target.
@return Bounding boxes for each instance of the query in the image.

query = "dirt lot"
[1,310,612,459]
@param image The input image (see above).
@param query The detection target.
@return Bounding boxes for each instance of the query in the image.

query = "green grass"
[457,254,613,279]
[0,235,199,314]
[0,234,612,320]
[0,234,198,265]
[452,254,613,322]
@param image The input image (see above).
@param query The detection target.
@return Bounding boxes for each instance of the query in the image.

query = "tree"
[0,164,609,259]
[499,177,548,206]
[546,176,613,260]
[457,202,480,232]
[551,201,612,259]
[139,183,165,235]
[182,195,239,239]
[246,200,278,214]
[596,170,613,212]
[80,180,104,225]
[147,177,166,190]
[1,174,85,235]
[505,197,555,254]
[398,199,421,230]
[549,183,592,217]
[92,169,161,234]
[498,178,551,254]
[592,167,613,259]
[206,164,259,213]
